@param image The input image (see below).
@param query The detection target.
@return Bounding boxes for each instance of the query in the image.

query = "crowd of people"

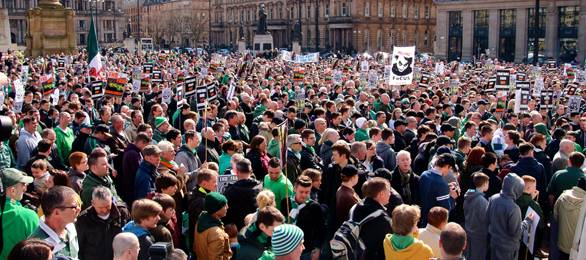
[0,47,585,260]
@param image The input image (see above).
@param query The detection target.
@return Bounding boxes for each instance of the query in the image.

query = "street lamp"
[88,0,103,42]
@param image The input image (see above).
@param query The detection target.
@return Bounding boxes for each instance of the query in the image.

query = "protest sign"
[389,46,415,85]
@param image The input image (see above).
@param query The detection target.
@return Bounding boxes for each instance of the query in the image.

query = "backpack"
[330,204,386,260]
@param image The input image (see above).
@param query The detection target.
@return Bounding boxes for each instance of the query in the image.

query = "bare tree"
[184,13,207,47]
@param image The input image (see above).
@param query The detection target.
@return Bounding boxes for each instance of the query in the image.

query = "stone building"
[3,0,126,47]
[434,0,586,64]
[210,0,436,54]
[124,0,209,48]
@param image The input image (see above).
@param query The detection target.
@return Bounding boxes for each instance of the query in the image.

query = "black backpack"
[330,204,386,260]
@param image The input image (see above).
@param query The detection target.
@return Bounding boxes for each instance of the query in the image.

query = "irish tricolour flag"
[87,15,102,78]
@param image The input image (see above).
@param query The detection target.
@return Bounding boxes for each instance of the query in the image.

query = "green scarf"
[391,234,414,250]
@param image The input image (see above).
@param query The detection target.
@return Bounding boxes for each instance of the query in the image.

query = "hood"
[558,187,586,210]
[501,173,524,200]
[122,221,150,237]
[383,234,428,258]
[197,211,223,233]
[376,141,391,151]
[464,189,484,201]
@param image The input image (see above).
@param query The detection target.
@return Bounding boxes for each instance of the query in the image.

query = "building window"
[402,30,406,45]
[79,33,86,45]
[377,30,382,50]
[499,9,516,62]
[364,29,369,50]
[279,6,283,19]
[414,6,419,19]
[78,20,86,30]
[402,2,407,18]
[364,2,369,17]
[377,1,383,17]
[558,6,580,62]
[390,3,395,17]
[448,11,463,61]
[424,31,428,47]
[527,8,546,60]
[474,10,489,58]
[424,6,429,19]
[325,3,329,17]
[341,2,348,16]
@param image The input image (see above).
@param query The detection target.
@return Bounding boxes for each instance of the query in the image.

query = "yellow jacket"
[383,234,434,260]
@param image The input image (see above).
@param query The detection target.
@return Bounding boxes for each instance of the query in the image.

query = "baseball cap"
[1,168,33,189]
[93,124,110,134]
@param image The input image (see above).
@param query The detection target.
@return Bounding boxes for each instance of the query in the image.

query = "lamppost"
[314,0,318,51]
[88,0,103,42]
[533,0,539,65]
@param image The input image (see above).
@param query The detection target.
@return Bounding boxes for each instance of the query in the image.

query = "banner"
[91,81,104,99]
[419,73,431,88]
[40,74,55,96]
[162,87,172,104]
[295,53,320,63]
[132,66,141,93]
[280,50,293,62]
[276,120,288,169]
[540,90,555,110]
[514,81,531,113]
[105,72,128,96]
[152,70,162,83]
[568,95,582,113]
[195,84,208,110]
[389,46,415,85]
[143,63,153,74]
[184,76,197,98]
[496,70,510,89]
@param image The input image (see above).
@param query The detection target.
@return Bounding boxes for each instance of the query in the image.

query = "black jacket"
[223,178,262,230]
[351,197,392,260]
[285,152,302,183]
[75,203,130,260]
[187,185,208,248]
[196,139,219,164]
[300,145,321,171]
[392,130,407,152]
[391,167,420,205]
[70,132,89,154]
[245,149,268,181]
[510,157,547,203]
[280,197,325,254]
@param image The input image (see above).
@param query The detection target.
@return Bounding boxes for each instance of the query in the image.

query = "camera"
[149,242,172,260]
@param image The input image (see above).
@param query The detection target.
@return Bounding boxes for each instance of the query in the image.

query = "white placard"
[361,60,369,72]
[389,46,415,85]
[13,79,24,102]
[522,206,540,254]
[162,87,172,104]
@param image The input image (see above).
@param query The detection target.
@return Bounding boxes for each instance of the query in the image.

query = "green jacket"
[263,174,293,211]
[237,223,270,260]
[548,167,585,199]
[54,126,75,165]
[267,139,280,158]
[0,198,39,259]
[29,221,78,259]
[516,193,544,230]
[0,142,15,171]
[80,171,121,208]
[153,129,166,143]
[355,128,369,142]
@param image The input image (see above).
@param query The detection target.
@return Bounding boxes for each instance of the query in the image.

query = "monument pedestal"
[123,37,137,53]
[237,40,246,53]
[253,34,273,53]
[292,41,301,55]
[26,2,77,57]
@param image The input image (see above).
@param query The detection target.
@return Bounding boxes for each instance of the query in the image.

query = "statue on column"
[292,20,301,42]
[239,21,245,40]
[257,3,268,35]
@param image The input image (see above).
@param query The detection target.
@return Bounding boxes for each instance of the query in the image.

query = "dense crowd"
[0,48,585,260]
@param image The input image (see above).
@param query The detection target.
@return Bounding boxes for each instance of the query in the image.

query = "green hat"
[154,117,169,128]
[1,168,33,189]
[271,224,304,256]
[204,192,228,213]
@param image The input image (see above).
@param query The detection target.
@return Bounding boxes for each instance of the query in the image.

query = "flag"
[87,15,102,78]
[276,121,288,169]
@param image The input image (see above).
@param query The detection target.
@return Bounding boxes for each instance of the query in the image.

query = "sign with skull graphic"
[389,46,415,85]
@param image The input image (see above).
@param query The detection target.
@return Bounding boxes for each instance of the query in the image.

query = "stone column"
[461,9,473,62]
[434,9,448,60]
[578,0,586,65]
[515,7,528,63]
[545,2,558,58]
[488,9,499,59]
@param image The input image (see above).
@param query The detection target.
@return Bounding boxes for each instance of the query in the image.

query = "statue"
[239,21,245,40]
[257,4,268,35]
[292,20,301,42]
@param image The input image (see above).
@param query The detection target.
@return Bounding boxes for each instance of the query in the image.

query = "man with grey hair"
[77,186,130,260]
[197,127,219,164]
[552,139,576,174]
[112,232,140,260]
[286,134,303,182]
[134,144,162,200]
[392,150,420,205]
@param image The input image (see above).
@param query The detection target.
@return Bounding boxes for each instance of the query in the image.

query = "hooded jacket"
[383,233,434,260]
[554,186,586,253]
[236,223,270,260]
[134,160,159,201]
[194,212,232,260]
[223,178,262,230]
[76,204,129,260]
[376,141,397,170]
[463,189,489,260]
[122,221,155,260]
[487,173,528,260]
[510,156,547,201]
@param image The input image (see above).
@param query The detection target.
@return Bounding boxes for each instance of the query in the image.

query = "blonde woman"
[243,190,276,228]
[319,128,340,167]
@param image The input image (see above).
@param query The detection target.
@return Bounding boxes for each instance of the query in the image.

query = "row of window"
[77,19,116,31]
[361,29,431,50]
[363,2,430,19]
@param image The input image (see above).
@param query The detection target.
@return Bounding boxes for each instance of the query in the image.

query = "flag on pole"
[87,15,102,78]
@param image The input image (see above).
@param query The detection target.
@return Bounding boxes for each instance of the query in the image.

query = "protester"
[122,199,162,260]
[223,158,262,230]
[554,176,586,259]
[112,232,140,260]
[383,204,434,259]
[463,172,489,260]
[194,192,232,260]
[438,223,467,260]
[237,206,284,259]
[419,206,449,257]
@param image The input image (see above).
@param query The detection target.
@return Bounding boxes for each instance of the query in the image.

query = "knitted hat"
[355,117,367,129]
[155,117,168,128]
[204,192,228,214]
[271,224,304,256]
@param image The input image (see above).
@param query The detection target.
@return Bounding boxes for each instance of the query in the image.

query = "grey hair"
[92,186,113,202]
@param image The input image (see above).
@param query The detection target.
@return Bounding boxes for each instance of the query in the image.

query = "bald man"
[113,232,140,260]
